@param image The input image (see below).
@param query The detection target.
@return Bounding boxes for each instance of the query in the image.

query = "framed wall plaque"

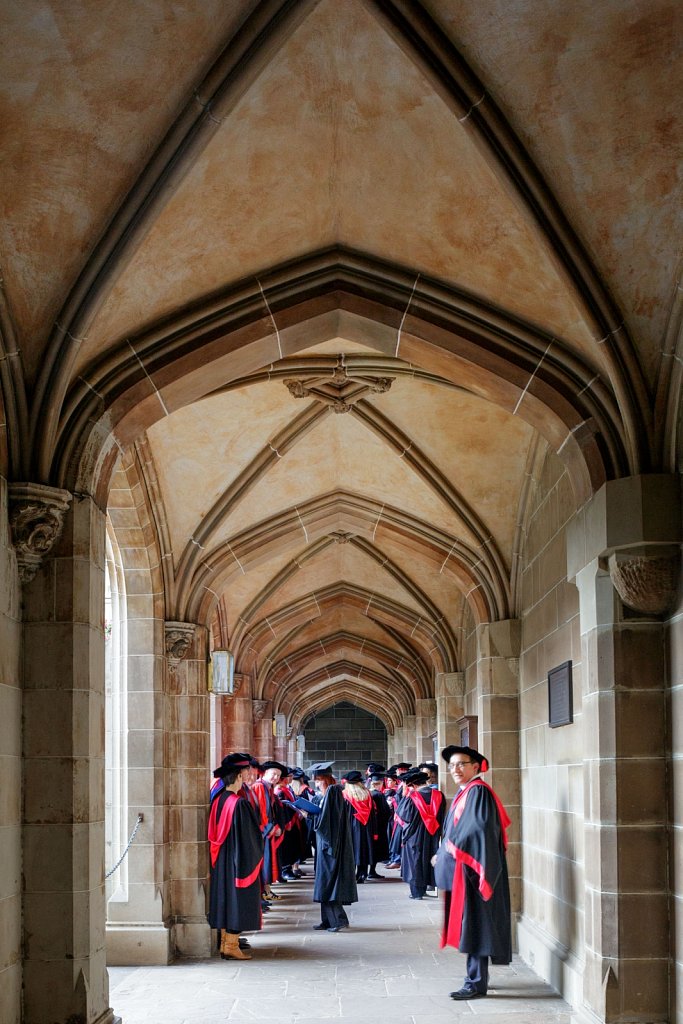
[456,715,478,750]
[548,660,573,728]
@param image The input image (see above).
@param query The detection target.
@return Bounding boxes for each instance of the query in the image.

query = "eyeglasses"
[448,761,473,770]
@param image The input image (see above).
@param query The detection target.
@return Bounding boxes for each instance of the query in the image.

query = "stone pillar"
[0,477,23,1024]
[435,671,465,796]
[415,698,437,765]
[567,475,679,1024]
[21,491,115,1024]
[252,699,273,762]
[476,619,521,928]
[402,714,417,766]
[218,672,253,757]
[166,622,211,958]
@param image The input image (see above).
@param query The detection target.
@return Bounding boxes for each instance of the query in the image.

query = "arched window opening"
[105,526,129,904]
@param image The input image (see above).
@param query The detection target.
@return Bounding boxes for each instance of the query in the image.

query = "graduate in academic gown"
[368,774,391,876]
[251,760,287,895]
[434,745,512,1001]
[309,762,358,931]
[341,771,375,883]
[395,768,445,899]
[207,753,264,961]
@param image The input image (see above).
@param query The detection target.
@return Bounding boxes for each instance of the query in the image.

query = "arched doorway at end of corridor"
[302,701,387,779]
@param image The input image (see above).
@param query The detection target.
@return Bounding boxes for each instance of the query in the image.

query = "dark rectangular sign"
[548,660,573,728]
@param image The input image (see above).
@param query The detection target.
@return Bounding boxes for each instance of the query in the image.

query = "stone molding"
[8,482,72,583]
[252,699,269,720]
[164,621,197,663]
[608,546,680,616]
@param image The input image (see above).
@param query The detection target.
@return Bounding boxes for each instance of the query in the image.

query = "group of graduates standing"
[207,744,511,1002]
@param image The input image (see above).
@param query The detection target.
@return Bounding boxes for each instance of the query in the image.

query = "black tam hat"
[344,770,363,783]
[395,762,412,770]
[401,768,429,786]
[366,762,385,774]
[441,745,489,772]
[260,760,288,775]
[213,752,251,778]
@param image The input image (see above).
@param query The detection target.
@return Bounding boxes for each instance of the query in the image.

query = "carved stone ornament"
[608,546,680,616]
[165,621,196,663]
[252,700,269,720]
[284,354,394,414]
[8,482,73,583]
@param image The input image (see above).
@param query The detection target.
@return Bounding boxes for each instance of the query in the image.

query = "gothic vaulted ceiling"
[1,0,681,731]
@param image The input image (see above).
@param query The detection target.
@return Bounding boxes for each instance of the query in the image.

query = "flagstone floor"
[108,870,573,1024]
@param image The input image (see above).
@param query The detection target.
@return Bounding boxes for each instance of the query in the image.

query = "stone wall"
[515,447,584,1006]
[303,701,387,778]
[669,585,683,1022]
[0,475,21,1024]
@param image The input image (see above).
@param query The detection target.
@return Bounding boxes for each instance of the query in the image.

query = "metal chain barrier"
[105,813,144,880]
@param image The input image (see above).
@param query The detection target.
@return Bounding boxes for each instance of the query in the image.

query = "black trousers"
[320,900,349,928]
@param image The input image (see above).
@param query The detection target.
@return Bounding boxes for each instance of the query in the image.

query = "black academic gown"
[435,779,512,963]
[370,790,391,862]
[313,785,358,906]
[207,790,264,933]
[396,785,445,892]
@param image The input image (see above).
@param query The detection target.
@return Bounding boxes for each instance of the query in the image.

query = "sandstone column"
[476,619,521,927]
[166,622,212,957]
[568,475,679,1024]
[415,697,437,765]
[21,490,115,1024]
[434,671,465,796]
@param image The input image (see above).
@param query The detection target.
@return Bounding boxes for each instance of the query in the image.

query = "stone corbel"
[608,544,680,616]
[8,482,73,583]
[165,621,196,665]
[252,700,269,720]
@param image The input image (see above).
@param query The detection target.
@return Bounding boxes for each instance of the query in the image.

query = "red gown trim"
[408,789,444,835]
[208,791,239,868]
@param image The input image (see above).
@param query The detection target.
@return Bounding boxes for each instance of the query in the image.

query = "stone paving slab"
[109,872,572,1024]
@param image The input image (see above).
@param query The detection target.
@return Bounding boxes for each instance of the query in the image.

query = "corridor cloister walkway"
[108,872,570,1024]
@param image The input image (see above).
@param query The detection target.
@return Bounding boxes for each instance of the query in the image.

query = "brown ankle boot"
[221,931,252,960]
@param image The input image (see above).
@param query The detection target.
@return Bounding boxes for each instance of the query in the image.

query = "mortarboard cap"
[441,745,489,772]
[308,760,335,776]
[213,752,252,778]
[369,773,386,783]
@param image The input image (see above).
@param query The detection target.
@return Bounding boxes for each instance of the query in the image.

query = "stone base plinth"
[517,915,582,1014]
[106,924,172,966]
[172,920,212,958]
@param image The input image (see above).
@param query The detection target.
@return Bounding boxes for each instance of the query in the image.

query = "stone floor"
[108,870,572,1024]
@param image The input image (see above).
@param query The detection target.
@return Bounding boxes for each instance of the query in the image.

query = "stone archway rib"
[282,665,406,732]
[173,400,328,609]
[35,1,648,489]
[185,492,504,627]
[237,581,447,685]
[58,249,633,504]
[259,629,425,704]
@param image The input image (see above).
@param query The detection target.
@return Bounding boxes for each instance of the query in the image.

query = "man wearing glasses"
[433,745,512,1001]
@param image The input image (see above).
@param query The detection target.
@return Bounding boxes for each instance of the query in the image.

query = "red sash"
[408,789,444,835]
[343,791,372,825]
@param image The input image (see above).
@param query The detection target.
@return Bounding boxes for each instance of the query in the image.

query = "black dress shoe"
[238,937,251,949]
[409,894,423,900]
[312,923,328,930]
[367,870,382,879]
[450,988,485,1000]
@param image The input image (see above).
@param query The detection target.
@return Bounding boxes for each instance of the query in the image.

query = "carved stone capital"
[252,700,269,720]
[8,482,72,583]
[165,621,196,663]
[608,546,680,616]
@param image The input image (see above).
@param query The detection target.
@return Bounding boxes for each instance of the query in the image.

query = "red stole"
[207,791,239,867]
[408,788,444,835]
[343,791,372,825]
